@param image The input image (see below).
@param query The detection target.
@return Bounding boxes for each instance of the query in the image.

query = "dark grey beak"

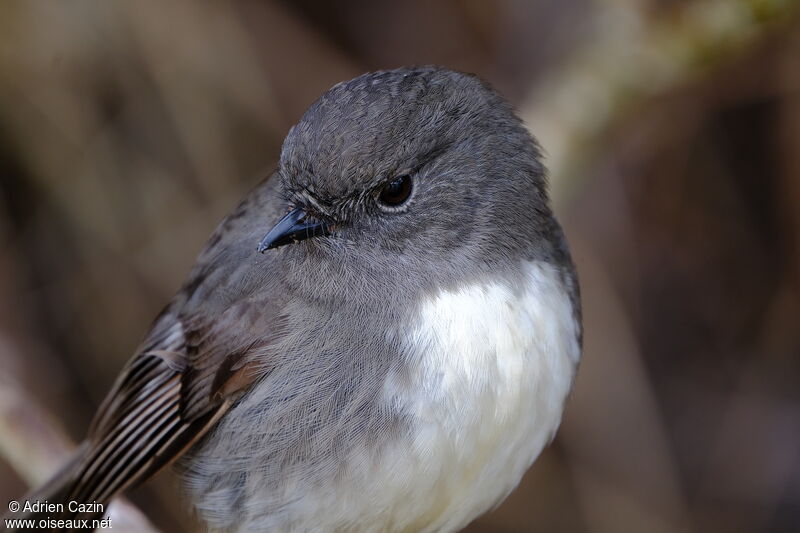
[257,207,331,252]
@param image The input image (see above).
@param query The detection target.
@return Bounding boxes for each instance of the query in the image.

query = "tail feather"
[3,444,107,532]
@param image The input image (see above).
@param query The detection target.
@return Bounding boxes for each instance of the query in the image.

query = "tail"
[2,444,107,532]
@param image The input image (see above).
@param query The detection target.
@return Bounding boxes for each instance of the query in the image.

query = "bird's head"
[260,67,560,305]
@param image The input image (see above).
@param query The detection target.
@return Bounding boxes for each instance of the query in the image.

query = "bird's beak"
[257,207,331,252]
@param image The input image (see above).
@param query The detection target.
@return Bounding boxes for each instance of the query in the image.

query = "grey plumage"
[11,66,581,533]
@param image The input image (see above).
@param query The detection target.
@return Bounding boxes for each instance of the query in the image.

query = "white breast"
[371,260,581,532]
[218,260,580,533]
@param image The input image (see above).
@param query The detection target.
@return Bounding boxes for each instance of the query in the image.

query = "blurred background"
[1,1,799,532]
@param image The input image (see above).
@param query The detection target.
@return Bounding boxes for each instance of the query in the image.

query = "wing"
[19,177,287,526]
[35,308,264,525]
[67,315,232,505]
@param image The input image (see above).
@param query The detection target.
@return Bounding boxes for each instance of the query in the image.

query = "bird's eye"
[378,175,413,207]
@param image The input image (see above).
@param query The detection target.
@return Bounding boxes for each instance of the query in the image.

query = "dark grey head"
[260,66,569,306]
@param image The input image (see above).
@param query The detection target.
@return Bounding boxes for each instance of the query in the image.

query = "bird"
[9,66,582,532]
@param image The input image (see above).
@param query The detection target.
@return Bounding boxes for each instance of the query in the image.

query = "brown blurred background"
[1,1,799,532]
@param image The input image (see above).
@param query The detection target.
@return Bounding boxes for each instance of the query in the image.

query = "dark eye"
[378,175,413,207]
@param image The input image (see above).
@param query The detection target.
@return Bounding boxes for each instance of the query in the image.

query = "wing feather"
[36,309,264,524]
